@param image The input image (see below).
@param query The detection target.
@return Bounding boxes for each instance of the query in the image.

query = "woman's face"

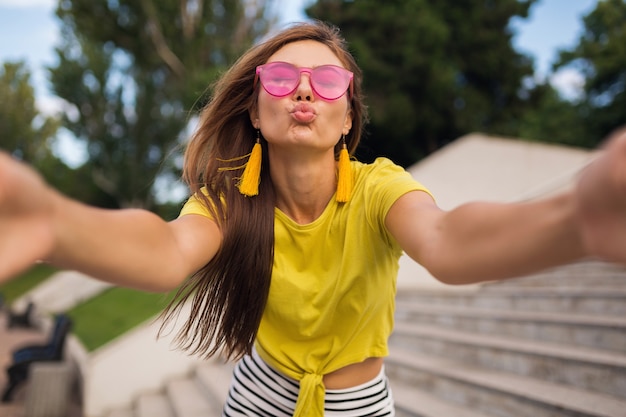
[252,40,353,156]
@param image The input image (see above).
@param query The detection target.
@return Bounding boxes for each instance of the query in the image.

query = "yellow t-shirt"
[179,157,432,416]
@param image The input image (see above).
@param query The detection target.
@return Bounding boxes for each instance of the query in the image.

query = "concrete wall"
[13,271,202,417]
[13,270,112,316]
[81,302,203,417]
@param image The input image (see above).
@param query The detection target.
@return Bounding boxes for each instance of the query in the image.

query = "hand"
[0,152,56,282]
[576,127,626,263]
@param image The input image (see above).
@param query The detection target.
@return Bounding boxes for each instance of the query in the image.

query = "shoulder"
[353,157,405,177]
[353,157,431,198]
[352,157,413,187]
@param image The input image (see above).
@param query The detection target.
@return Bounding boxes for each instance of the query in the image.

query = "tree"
[0,61,59,164]
[554,0,626,147]
[516,83,589,148]
[0,60,122,208]
[306,0,539,166]
[48,0,277,210]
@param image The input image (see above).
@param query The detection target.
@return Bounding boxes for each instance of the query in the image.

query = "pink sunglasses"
[255,61,354,101]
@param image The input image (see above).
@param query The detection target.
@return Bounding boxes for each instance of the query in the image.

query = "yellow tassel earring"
[237,130,262,196]
[336,135,353,203]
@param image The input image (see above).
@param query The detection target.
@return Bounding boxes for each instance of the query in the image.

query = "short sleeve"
[360,157,433,216]
[178,188,215,219]
[356,157,434,245]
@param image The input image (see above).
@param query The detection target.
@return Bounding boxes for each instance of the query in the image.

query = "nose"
[294,70,313,101]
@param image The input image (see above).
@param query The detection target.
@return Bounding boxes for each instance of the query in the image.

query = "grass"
[66,286,177,352]
[0,263,58,304]
[1,264,179,352]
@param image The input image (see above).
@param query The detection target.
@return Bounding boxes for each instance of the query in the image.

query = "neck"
[268,147,337,224]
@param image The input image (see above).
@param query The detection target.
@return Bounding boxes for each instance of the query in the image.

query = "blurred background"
[1,1,625,415]
[2,0,624,217]
[2,0,625,340]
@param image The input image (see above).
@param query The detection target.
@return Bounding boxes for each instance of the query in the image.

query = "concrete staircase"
[103,357,234,417]
[102,260,626,417]
[389,260,626,417]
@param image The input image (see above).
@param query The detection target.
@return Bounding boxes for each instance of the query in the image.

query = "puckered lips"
[291,103,317,123]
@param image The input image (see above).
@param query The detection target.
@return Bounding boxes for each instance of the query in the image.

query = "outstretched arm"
[576,127,626,263]
[0,153,221,291]
[386,127,626,285]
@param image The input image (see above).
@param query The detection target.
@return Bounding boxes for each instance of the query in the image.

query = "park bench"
[6,301,36,329]
[1,314,73,403]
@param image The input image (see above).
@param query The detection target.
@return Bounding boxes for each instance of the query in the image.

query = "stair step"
[396,287,626,315]
[396,300,626,327]
[484,261,626,288]
[167,377,215,417]
[387,346,626,417]
[391,383,491,417]
[195,358,235,408]
[394,322,626,368]
[136,393,174,417]
[105,409,134,417]
[391,322,626,398]
[395,301,626,352]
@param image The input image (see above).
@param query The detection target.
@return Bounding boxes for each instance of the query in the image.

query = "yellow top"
[180,157,432,416]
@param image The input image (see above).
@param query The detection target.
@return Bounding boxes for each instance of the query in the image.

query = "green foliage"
[306,0,538,166]
[0,61,60,162]
[0,60,119,207]
[48,0,278,209]
[554,0,626,145]
[0,264,58,304]
[517,83,590,148]
[67,286,175,351]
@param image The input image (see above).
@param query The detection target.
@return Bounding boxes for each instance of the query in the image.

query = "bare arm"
[386,190,584,285]
[576,127,626,263]
[386,127,626,285]
[0,153,221,291]
[47,199,221,291]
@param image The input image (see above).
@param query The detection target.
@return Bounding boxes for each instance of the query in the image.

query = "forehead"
[267,40,344,68]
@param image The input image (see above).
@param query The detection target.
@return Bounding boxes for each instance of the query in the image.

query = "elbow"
[410,248,461,285]
[123,266,190,294]
[105,275,183,294]
[413,243,509,286]
[142,281,182,294]
[424,262,528,286]
[150,271,189,293]
[426,267,471,286]
[418,256,490,286]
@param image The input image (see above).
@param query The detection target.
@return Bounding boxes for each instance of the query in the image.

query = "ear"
[342,108,353,135]
[249,108,260,129]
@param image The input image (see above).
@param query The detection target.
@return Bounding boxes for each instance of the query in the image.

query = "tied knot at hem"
[293,372,325,417]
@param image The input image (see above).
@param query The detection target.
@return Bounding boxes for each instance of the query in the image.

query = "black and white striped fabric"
[222,347,395,416]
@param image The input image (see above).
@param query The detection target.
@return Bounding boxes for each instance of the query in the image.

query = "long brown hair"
[160,21,368,360]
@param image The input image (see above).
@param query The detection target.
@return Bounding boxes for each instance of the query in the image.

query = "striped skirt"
[222,347,395,416]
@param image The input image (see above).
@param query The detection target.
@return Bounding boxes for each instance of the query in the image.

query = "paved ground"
[0,310,82,417]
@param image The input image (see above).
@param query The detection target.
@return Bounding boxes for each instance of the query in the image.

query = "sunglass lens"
[312,66,349,100]
[260,63,299,97]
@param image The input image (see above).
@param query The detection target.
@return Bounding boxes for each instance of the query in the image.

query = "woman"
[0,21,625,417]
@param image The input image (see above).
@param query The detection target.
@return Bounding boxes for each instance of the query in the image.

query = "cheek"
[331,102,351,124]
[257,94,284,122]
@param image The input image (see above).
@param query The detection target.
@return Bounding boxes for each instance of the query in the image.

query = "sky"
[0,0,599,165]
[0,0,599,103]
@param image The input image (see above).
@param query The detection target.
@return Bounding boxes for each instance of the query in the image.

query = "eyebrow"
[266,61,347,69]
